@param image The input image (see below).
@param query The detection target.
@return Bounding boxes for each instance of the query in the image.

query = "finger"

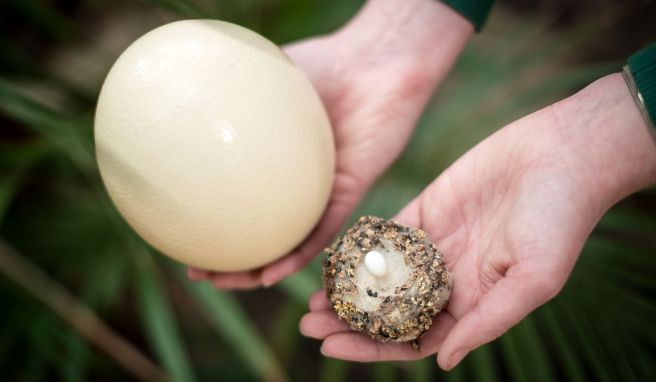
[300,311,351,339]
[209,270,262,290]
[415,311,457,355]
[321,333,416,362]
[437,267,562,370]
[187,267,212,281]
[391,193,423,228]
[260,194,354,287]
[320,311,456,361]
[309,290,331,312]
[187,267,261,289]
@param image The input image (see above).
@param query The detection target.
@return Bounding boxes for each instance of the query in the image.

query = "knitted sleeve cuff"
[628,43,656,127]
[442,0,495,32]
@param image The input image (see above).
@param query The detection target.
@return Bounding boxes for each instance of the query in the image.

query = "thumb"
[437,265,562,370]
[391,193,423,228]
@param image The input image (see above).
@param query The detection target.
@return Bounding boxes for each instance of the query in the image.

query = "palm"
[301,106,603,369]
[189,35,432,288]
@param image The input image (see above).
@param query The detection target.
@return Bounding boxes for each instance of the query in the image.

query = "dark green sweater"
[628,44,656,127]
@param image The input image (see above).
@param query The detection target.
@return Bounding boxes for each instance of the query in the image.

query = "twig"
[0,239,168,381]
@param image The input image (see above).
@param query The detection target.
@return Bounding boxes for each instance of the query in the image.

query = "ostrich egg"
[95,20,335,272]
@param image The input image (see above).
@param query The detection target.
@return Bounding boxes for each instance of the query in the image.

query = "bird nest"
[322,216,452,347]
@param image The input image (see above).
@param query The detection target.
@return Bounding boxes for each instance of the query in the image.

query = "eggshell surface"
[95,20,334,271]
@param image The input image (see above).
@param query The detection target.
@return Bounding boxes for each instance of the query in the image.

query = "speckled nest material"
[322,216,452,345]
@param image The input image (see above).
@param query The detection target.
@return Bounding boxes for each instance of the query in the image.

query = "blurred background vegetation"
[1,0,655,381]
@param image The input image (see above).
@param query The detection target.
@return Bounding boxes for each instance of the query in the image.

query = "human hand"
[188,0,473,288]
[299,73,656,369]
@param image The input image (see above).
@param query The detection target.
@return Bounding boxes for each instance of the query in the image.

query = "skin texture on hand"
[299,73,656,370]
[188,0,473,289]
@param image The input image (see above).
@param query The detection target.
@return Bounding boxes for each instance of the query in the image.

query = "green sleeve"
[628,43,656,125]
[442,0,496,32]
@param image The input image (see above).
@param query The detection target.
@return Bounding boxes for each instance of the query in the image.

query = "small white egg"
[364,250,388,278]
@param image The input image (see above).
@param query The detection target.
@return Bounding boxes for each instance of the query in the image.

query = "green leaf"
[4,0,74,40]
[269,300,305,367]
[501,317,555,382]
[81,248,129,311]
[498,331,526,382]
[550,299,613,382]
[277,268,321,305]
[0,171,22,226]
[134,251,196,382]
[319,358,349,382]
[372,362,397,382]
[0,139,53,226]
[180,273,288,382]
[443,359,467,382]
[538,307,586,382]
[468,344,500,382]
[0,78,94,173]
[403,358,433,382]
[141,0,211,18]
[62,335,89,382]
[598,206,656,235]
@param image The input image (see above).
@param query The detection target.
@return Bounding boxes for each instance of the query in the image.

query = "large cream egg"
[95,20,334,271]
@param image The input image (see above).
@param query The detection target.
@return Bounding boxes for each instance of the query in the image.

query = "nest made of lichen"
[322,216,452,344]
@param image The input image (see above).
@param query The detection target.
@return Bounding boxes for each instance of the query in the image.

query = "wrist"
[336,0,473,86]
[552,73,656,212]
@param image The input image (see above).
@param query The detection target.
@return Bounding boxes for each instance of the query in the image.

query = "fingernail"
[259,270,270,287]
[447,350,468,370]
[320,344,328,357]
